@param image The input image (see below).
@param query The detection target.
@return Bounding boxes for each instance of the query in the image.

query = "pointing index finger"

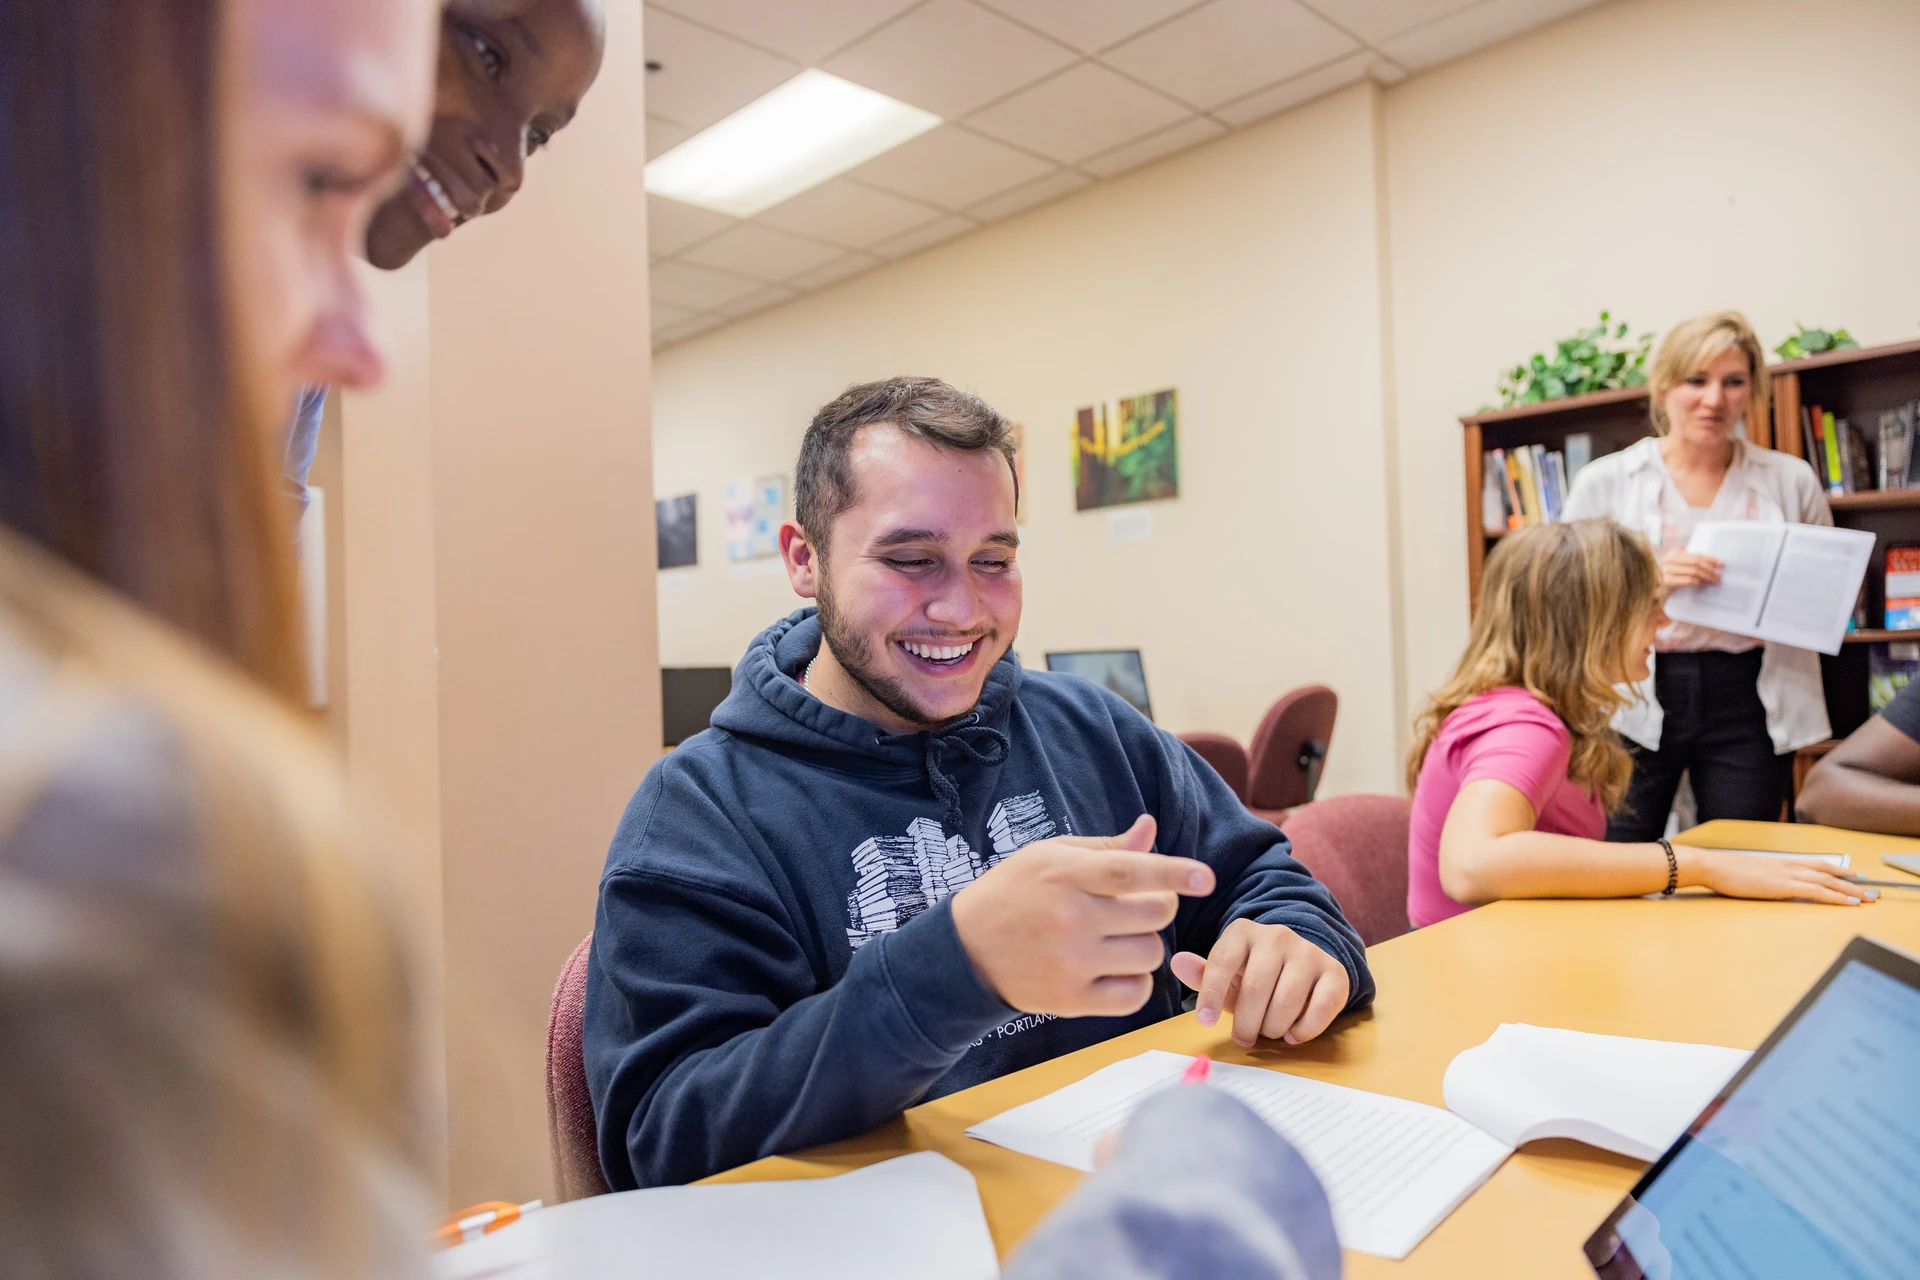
[1070,849,1214,898]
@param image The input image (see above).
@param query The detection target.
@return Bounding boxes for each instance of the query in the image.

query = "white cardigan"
[1560,436,1833,754]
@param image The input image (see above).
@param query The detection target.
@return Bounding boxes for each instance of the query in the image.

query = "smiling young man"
[584,378,1373,1190]
[284,0,606,506]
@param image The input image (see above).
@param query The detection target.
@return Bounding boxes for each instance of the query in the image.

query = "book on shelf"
[1870,641,1920,712]
[1886,545,1920,631]
[1564,432,1593,484]
[1483,444,1575,530]
[1877,400,1919,490]
[1799,401,1920,496]
[1482,450,1508,534]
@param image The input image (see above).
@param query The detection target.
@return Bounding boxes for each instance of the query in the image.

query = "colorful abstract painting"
[724,475,786,562]
[1073,388,1178,511]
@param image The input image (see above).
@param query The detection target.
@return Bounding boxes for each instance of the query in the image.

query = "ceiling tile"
[1312,0,1486,42]
[973,0,1205,53]
[651,297,699,332]
[646,114,692,160]
[869,213,978,259]
[642,7,800,134]
[1211,50,1376,126]
[787,251,885,291]
[1102,0,1358,110]
[647,0,921,64]
[716,283,802,319]
[1078,115,1227,178]
[965,169,1093,222]
[649,260,768,309]
[755,179,946,248]
[654,312,728,347]
[1377,0,1604,71]
[680,224,845,280]
[648,194,738,256]
[965,63,1191,164]
[822,0,1080,118]
[845,126,1057,210]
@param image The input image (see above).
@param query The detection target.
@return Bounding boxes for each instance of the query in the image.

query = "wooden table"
[706,821,1920,1273]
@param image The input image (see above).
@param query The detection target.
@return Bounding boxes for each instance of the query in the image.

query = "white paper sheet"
[966,1050,1511,1260]
[1664,521,1873,655]
[1442,1024,1749,1162]
[435,1152,999,1280]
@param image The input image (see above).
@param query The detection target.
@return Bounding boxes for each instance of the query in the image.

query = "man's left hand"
[1170,920,1350,1048]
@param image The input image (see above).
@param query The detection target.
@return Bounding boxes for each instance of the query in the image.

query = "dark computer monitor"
[661,667,732,746]
[1044,649,1152,721]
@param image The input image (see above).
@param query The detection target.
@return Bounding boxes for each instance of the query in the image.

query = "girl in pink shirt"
[1406,520,1868,928]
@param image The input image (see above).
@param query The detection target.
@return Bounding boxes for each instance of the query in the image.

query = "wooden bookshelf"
[1461,387,1768,610]
[1460,338,1920,751]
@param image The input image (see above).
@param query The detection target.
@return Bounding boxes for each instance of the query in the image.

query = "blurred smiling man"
[584,378,1374,1190]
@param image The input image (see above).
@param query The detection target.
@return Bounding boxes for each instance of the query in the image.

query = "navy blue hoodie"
[584,610,1373,1190]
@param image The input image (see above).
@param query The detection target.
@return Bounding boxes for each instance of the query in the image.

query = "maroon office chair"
[1179,732,1250,804]
[546,934,611,1202]
[1247,685,1337,820]
[1279,794,1412,947]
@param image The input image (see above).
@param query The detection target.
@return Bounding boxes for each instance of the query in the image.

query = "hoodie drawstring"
[924,724,1011,833]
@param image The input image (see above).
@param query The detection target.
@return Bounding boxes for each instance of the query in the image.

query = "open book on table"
[966,1027,1748,1260]
[1662,520,1874,655]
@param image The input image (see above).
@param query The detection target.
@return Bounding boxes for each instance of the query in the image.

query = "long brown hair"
[0,3,426,1273]
[1407,519,1661,811]
[0,0,303,699]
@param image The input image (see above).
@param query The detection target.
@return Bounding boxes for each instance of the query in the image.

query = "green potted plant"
[1493,312,1654,409]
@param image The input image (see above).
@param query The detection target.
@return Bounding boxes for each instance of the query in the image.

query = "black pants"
[1607,649,1795,842]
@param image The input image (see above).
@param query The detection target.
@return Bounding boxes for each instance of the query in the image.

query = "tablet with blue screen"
[1584,936,1920,1280]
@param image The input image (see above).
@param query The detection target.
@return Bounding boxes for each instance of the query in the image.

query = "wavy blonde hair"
[1407,519,1661,812]
[1648,310,1771,436]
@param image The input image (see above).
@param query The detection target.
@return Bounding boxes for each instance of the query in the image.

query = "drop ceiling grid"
[645,0,1604,348]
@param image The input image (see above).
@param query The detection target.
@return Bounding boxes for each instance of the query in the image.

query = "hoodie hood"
[711,609,1020,828]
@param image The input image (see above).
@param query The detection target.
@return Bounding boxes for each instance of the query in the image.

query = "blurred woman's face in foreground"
[220,0,437,418]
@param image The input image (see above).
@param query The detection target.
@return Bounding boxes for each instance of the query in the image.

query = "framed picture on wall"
[725,474,786,562]
[656,492,697,570]
[1073,387,1178,511]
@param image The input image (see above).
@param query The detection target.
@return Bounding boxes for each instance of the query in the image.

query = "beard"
[816,571,988,733]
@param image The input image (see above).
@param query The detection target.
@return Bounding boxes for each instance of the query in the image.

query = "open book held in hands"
[1662,520,1873,655]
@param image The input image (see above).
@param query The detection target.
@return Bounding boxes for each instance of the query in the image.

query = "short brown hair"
[795,378,1018,549]
[1648,311,1771,436]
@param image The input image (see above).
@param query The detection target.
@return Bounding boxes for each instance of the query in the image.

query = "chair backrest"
[1278,794,1411,948]
[1178,732,1250,804]
[1247,685,1338,811]
[547,933,610,1202]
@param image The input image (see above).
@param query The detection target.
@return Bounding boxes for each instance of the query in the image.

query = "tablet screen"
[1590,956,1920,1279]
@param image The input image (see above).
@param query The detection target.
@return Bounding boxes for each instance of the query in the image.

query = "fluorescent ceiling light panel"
[646,71,940,218]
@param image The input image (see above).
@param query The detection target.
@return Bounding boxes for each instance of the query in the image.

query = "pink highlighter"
[1180,1054,1213,1085]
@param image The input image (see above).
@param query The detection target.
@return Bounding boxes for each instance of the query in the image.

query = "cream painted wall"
[1388,0,1920,707]
[654,84,1407,798]
[657,0,1920,793]
[337,0,657,1207]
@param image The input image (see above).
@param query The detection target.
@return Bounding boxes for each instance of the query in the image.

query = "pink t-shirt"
[1406,686,1606,928]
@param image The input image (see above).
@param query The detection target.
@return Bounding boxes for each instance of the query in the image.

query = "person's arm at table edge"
[1443,778,1869,905]
[1796,716,1920,837]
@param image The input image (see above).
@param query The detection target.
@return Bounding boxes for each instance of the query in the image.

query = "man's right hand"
[949,815,1215,1018]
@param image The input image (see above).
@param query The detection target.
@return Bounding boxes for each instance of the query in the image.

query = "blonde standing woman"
[1562,311,1832,840]
[0,0,436,1275]
[1405,521,1869,928]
